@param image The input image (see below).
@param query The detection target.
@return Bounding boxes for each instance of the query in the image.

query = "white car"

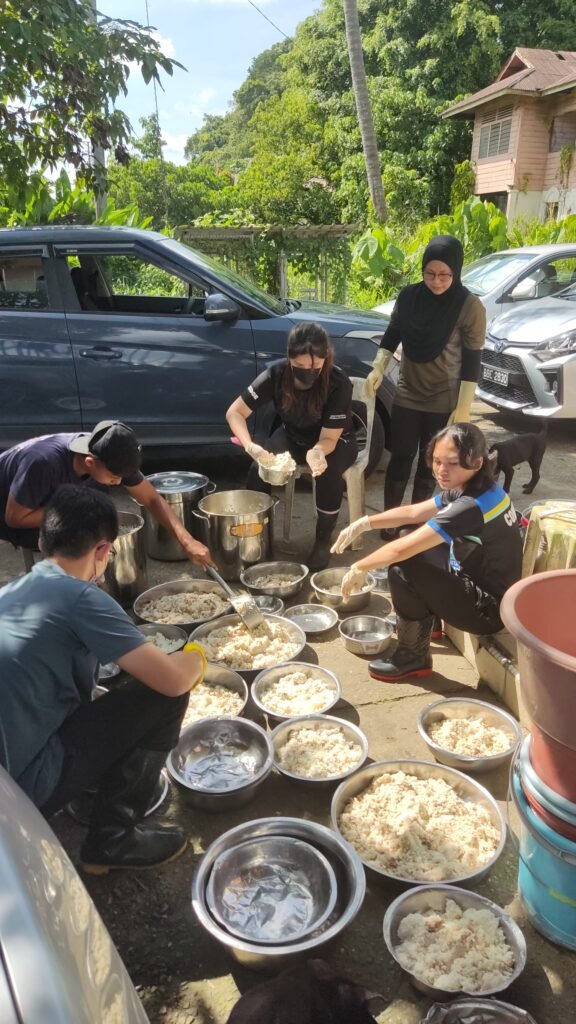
[373,244,576,321]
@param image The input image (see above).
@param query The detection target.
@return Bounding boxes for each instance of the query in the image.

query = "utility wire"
[245,0,290,40]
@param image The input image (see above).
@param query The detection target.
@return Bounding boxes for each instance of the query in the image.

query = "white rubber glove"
[306,446,328,477]
[331,516,371,554]
[364,349,392,398]
[245,441,268,463]
[448,381,477,425]
[341,564,369,601]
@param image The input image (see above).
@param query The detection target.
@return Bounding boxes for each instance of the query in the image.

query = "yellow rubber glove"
[364,349,392,398]
[183,641,208,688]
[448,381,477,425]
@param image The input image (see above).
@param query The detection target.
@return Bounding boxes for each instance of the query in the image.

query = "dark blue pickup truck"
[0,226,394,470]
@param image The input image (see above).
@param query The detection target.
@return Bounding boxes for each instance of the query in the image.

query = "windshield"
[557,281,576,301]
[159,236,285,314]
[461,252,535,295]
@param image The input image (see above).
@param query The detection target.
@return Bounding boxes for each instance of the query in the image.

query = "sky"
[104,0,322,163]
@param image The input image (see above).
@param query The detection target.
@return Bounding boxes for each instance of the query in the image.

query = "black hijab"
[395,235,470,363]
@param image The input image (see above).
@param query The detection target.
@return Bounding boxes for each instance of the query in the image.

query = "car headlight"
[533,330,576,355]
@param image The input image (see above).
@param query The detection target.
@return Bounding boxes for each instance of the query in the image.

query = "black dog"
[226,959,382,1024]
[488,422,547,494]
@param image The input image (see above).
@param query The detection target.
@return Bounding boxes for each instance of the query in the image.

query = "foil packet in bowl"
[422,999,538,1024]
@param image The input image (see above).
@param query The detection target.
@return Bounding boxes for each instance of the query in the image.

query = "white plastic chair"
[282,377,377,550]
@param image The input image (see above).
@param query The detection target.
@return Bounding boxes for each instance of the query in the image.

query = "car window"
[65,254,208,315]
[0,256,49,310]
[461,253,535,295]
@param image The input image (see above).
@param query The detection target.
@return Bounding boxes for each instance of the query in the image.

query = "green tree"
[0,0,182,191]
[107,157,230,230]
[134,113,166,161]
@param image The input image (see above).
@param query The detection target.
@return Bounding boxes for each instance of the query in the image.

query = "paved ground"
[1,401,575,1023]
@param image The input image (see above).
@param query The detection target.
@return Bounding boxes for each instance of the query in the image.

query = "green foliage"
[0,0,182,190]
[0,169,151,229]
[134,114,166,161]
[508,214,576,247]
[106,158,230,230]
[450,160,476,211]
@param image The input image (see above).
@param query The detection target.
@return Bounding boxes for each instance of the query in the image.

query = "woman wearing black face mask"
[226,322,357,570]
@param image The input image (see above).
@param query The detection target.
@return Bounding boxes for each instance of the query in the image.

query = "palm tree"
[342,0,387,222]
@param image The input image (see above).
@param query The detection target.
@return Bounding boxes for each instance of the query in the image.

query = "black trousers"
[384,404,450,508]
[40,680,189,817]
[389,546,503,635]
[0,515,39,550]
[247,426,357,515]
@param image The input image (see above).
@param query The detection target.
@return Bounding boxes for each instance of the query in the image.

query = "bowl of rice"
[240,561,309,598]
[252,663,341,723]
[182,663,249,729]
[310,567,376,612]
[331,759,506,885]
[383,884,527,999]
[188,614,306,679]
[134,579,232,629]
[138,623,188,652]
[271,715,368,783]
[417,698,522,774]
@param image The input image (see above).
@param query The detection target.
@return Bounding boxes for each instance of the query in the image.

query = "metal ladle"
[206,566,272,636]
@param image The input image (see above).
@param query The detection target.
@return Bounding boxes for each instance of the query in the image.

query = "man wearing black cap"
[0,421,213,567]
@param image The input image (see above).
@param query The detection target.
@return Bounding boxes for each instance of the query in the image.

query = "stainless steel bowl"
[166,716,273,811]
[338,615,393,656]
[137,623,188,652]
[331,759,506,885]
[205,835,338,944]
[418,698,522,774]
[282,603,338,635]
[252,662,341,724]
[240,562,309,597]
[254,594,285,616]
[134,579,232,629]
[383,884,527,999]
[421,998,538,1023]
[188,613,307,680]
[183,664,249,724]
[192,816,366,969]
[271,714,368,783]
[310,567,376,612]
[258,462,296,487]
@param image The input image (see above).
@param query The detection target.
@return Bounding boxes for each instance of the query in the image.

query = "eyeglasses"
[423,271,453,282]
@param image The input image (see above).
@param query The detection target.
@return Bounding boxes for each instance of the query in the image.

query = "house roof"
[444,48,576,118]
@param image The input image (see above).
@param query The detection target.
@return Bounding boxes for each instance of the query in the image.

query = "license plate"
[482,364,509,386]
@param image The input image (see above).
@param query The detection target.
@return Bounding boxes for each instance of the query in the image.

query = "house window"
[478,104,513,159]
[549,112,576,152]
[545,201,559,221]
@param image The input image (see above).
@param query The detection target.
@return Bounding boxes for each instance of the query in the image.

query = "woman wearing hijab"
[365,235,486,520]
[226,322,357,570]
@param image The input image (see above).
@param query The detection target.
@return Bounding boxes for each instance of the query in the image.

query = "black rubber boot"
[369,615,433,681]
[307,512,338,572]
[80,750,186,875]
[66,771,168,826]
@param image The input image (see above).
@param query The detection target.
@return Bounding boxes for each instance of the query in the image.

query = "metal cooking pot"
[144,471,216,561]
[103,509,148,607]
[193,490,276,581]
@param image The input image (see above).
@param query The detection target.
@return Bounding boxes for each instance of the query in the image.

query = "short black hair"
[40,485,119,558]
[426,422,495,495]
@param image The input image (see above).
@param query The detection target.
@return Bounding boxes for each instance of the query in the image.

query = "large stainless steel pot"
[103,509,148,607]
[144,471,215,561]
[193,490,276,581]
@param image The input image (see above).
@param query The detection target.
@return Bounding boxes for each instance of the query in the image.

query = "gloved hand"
[364,349,392,398]
[448,381,477,425]
[341,564,369,601]
[245,441,268,463]
[331,516,371,554]
[306,446,328,477]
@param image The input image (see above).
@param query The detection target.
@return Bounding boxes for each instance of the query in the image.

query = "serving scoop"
[206,566,271,636]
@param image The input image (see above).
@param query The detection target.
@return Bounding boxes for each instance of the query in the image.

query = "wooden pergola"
[175,223,358,300]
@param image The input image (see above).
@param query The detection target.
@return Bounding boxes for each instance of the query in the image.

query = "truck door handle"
[80,347,123,360]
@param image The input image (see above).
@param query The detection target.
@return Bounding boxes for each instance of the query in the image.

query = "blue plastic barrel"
[511,767,576,950]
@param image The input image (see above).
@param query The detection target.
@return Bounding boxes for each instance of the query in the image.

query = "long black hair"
[426,422,495,495]
[279,322,334,420]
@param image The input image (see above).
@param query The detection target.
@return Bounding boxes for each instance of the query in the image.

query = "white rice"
[140,590,229,624]
[259,670,336,716]
[201,620,300,670]
[183,682,244,725]
[277,724,361,778]
[427,716,513,757]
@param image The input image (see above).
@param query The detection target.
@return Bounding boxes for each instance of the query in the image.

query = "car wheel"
[351,401,385,477]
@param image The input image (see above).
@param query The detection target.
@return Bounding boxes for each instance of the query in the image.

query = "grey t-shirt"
[0,561,146,806]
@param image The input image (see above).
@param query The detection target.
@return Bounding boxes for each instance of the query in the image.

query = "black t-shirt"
[241,360,353,447]
[427,484,523,599]
[0,433,143,517]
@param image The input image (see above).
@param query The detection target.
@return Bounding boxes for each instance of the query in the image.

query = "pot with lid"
[144,471,216,561]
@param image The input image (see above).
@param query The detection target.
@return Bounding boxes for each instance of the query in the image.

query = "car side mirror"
[204,293,241,322]
[508,278,538,301]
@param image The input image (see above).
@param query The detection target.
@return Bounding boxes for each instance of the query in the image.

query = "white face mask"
[90,548,110,584]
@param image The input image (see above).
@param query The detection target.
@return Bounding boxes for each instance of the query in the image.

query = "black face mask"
[292,366,321,389]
